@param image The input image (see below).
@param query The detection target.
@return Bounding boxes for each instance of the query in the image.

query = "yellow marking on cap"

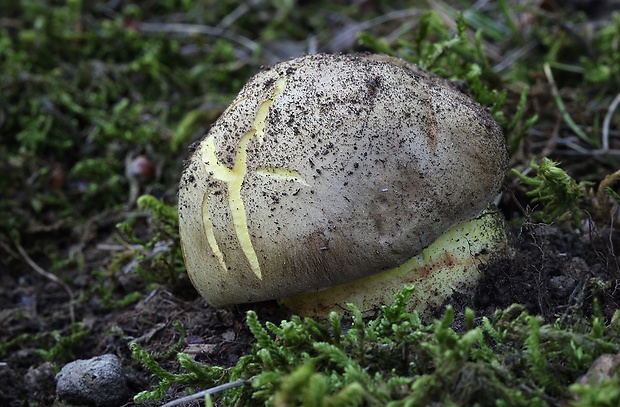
[201,194,227,271]
[201,131,261,278]
[199,76,307,280]
[222,95,250,117]
[256,167,308,185]
[254,76,286,143]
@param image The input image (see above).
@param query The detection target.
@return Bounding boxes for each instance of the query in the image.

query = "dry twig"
[14,240,75,323]
[602,92,620,151]
[161,379,251,407]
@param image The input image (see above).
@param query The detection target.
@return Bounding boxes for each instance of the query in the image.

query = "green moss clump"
[130,287,620,406]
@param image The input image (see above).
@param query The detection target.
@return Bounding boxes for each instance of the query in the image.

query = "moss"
[131,287,619,405]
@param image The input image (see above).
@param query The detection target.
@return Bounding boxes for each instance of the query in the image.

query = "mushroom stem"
[279,207,513,318]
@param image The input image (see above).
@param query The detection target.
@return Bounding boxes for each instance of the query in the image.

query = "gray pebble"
[56,354,129,406]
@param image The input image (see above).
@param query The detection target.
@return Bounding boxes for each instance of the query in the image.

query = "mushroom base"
[279,207,513,318]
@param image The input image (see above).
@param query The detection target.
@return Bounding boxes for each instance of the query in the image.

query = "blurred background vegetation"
[1,0,619,243]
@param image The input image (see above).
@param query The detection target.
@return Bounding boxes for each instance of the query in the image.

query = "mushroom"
[178,53,511,316]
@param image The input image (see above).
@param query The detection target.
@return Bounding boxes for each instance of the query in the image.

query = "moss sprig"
[115,195,186,287]
[0,322,90,364]
[512,157,590,228]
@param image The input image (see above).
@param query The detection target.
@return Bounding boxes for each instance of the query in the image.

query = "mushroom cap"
[178,53,509,306]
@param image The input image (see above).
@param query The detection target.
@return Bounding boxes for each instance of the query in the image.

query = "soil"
[1,199,619,406]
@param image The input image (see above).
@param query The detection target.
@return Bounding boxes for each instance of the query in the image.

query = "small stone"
[56,354,129,406]
[576,353,620,386]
